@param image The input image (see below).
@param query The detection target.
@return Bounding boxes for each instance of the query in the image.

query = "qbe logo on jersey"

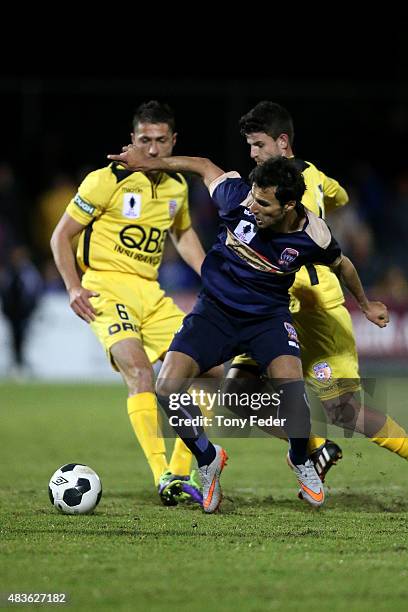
[123,193,141,219]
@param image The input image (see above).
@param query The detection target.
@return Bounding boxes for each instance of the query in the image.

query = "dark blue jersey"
[201,172,343,316]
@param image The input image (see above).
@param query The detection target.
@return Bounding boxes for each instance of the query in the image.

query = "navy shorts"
[168,292,300,374]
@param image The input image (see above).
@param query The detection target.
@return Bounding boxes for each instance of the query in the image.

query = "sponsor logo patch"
[169,199,177,218]
[123,193,141,218]
[284,321,298,342]
[288,340,299,348]
[122,187,143,193]
[74,194,95,215]
[279,247,299,266]
[313,361,332,381]
[234,219,257,244]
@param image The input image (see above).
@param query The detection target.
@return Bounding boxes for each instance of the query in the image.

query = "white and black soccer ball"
[48,463,102,515]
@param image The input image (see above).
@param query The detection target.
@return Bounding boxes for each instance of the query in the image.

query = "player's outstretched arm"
[107,146,225,188]
[331,255,389,328]
[170,226,205,276]
[50,213,99,323]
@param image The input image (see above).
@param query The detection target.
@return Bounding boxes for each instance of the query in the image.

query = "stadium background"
[0,73,407,378]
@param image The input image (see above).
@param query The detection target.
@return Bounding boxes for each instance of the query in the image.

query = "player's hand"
[68,286,100,323]
[362,301,389,328]
[107,145,152,171]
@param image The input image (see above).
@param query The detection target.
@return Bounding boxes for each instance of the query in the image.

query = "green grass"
[1,382,408,611]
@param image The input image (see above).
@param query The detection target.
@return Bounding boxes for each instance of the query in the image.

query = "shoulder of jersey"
[78,165,118,196]
[76,165,129,210]
[108,162,135,184]
[80,163,125,186]
[304,209,332,248]
[291,158,311,173]
[300,159,323,176]
[165,171,187,187]
[106,163,187,188]
[86,162,137,185]
[295,158,325,185]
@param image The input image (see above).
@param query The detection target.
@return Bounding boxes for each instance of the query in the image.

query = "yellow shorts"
[82,270,184,368]
[232,304,361,400]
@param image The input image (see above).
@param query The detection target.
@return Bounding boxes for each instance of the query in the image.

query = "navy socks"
[157,393,216,467]
[278,381,311,465]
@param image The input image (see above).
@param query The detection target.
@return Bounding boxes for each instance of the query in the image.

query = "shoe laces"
[198,464,212,487]
[297,459,321,488]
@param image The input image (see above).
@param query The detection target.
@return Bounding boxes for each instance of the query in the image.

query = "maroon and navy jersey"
[200,172,343,316]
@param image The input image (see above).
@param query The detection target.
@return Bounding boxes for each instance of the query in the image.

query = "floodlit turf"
[1,382,408,611]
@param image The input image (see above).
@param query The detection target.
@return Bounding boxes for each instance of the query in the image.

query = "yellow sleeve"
[66,167,115,225]
[172,175,192,231]
[321,172,349,214]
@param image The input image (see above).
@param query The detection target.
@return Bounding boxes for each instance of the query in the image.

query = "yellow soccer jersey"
[66,163,191,280]
[290,159,349,312]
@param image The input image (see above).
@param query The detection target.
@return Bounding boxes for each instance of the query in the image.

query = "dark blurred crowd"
[1,160,408,374]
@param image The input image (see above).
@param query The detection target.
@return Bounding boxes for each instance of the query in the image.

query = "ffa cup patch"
[313,361,332,381]
[279,247,299,266]
[169,200,177,218]
[122,193,141,218]
[234,219,257,243]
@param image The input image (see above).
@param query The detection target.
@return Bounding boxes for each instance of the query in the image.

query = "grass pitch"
[1,382,408,611]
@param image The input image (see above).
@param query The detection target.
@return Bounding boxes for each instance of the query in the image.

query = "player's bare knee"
[118,361,154,395]
[266,355,303,380]
[202,364,224,380]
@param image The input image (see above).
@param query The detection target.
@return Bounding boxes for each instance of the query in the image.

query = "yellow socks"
[127,392,194,483]
[127,392,168,486]
[307,435,327,454]
[305,417,408,460]
[371,416,408,459]
[169,437,193,476]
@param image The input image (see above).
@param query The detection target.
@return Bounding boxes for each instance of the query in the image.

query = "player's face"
[131,122,177,158]
[249,185,293,228]
[246,132,285,165]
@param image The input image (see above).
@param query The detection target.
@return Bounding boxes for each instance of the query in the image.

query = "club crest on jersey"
[122,193,141,218]
[234,220,257,244]
[169,199,177,218]
[279,247,299,266]
[313,361,332,381]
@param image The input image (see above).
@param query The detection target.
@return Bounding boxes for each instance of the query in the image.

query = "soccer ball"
[48,463,102,515]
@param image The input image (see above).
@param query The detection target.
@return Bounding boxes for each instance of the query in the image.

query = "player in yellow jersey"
[51,101,218,506]
[228,101,408,483]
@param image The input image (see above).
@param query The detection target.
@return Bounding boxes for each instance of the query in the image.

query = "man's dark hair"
[132,100,176,133]
[239,101,294,146]
[250,157,305,211]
